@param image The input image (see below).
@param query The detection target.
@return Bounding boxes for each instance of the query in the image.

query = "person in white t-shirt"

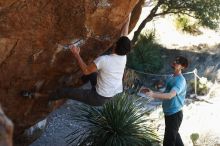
[48,36,131,106]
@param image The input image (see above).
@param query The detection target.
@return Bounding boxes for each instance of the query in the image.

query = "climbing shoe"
[20,90,34,99]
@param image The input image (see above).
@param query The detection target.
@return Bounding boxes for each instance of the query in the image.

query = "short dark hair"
[175,56,188,68]
[115,36,131,55]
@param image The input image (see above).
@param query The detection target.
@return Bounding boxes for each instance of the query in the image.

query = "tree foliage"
[132,0,220,44]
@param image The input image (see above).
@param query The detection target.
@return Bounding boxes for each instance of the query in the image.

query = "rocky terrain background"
[1,1,220,145]
[0,0,143,145]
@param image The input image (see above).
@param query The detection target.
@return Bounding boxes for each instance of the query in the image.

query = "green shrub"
[127,31,164,73]
[175,15,201,35]
[190,132,219,146]
[190,77,213,95]
[190,133,199,146]
[66,93,160,146]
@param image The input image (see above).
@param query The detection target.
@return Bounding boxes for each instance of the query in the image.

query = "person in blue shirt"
[141,56,188,146]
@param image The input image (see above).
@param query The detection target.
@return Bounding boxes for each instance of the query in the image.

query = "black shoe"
[20,90,34,99]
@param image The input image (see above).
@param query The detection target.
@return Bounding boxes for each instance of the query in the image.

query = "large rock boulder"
[0,0,141,144]
[0,105,13,146]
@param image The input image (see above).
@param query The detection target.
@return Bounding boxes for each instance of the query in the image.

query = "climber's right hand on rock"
[70,45,80,55]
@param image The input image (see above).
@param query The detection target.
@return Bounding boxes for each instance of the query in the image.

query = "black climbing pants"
[163,110,184,146]
[81,72,97,90]
[50,73,112,106]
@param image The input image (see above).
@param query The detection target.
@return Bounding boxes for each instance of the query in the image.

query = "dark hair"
[175,56,188,68]
[115,36,131,55]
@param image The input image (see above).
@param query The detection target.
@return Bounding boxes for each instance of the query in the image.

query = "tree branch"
[131,0,163,45]
[155,10,196,19]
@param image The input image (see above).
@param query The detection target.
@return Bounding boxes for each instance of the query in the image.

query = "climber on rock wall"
[21,14,131,106]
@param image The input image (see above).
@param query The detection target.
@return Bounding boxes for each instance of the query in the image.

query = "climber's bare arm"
[140,87,176,100]
[70,45,97,75]
[121,13,131,36]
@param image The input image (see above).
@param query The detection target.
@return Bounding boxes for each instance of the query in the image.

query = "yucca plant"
[66,93,160,146]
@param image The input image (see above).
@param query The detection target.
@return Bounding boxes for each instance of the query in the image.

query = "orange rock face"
[0,0,140,143]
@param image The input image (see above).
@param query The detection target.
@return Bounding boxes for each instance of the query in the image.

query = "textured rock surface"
[30,100,87,146]
[0,105,13,146]
[0,0,140,144]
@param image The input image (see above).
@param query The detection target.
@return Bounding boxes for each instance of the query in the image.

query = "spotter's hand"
[140,86,153,97]
[140,86,150,93]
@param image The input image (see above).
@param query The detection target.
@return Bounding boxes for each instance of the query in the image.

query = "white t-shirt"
[94,54,127,97]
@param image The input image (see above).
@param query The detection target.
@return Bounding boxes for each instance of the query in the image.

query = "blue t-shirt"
[162,74,187,115]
